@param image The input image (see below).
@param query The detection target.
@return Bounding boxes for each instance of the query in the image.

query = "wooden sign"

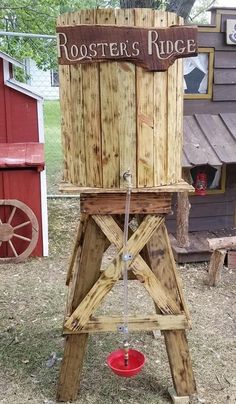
[226,20,236,45]
[57,24,198,71]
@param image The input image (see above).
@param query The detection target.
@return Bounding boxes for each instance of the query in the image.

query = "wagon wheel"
[0,200,39,264]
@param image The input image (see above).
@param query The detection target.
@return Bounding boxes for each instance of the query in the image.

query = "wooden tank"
[57,9,185,190]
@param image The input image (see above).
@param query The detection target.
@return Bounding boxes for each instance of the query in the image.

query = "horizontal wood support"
[80,192,172,214]
[59,180,194,194]
[63,314,189,334]
[208,236,236,251]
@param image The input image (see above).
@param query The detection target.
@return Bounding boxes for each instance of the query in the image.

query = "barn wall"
[184,10,236,115]
[167,164,236,233]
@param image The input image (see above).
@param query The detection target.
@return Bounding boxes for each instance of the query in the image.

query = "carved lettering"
[56,24,198,71]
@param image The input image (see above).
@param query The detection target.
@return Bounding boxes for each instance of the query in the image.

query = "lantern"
[194,172,207,195]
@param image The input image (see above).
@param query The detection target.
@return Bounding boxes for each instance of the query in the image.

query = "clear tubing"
[123,185,131,336]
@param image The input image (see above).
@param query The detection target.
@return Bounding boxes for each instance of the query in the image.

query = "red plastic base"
[107,349,145,377]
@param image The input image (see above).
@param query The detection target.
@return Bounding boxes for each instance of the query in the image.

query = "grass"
[43,100,62,194]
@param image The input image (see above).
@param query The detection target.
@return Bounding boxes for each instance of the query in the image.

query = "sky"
[216,0,236,6]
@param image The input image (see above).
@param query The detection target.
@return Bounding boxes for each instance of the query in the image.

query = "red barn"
[0,51,48,263]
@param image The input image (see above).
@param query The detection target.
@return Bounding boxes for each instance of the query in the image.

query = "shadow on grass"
[0,325,171,403]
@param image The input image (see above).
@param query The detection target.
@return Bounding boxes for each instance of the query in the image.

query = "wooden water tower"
[56,8,198,403]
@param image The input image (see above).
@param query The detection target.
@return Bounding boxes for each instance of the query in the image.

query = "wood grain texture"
[116,8,137,188]
[57,217,107,402]
[80,192,172,214]
[208,249,226,286]
[81,10,102,187]
[63,314,188,333]
[135,8,154,187]
[153,11,168,186]
[97,9,120,188]
[167,12,178,184]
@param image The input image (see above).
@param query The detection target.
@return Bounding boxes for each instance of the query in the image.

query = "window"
[51,69,59,87]
[184,165,226,195]
[184,48,214,99]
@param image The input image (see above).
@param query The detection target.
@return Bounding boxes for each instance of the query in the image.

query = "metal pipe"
[0,31,56,39]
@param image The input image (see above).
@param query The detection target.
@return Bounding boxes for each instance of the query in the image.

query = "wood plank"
[146,222,196,396]
[65,215,180,332]
[228,250,236,270]
[135,8,154,188]
[167,12,178,184]
[213,84,236,101]
[57,216,107,402]
[59,180,194,194]
[176,192,190,248]
[184,99,236,115]
[220,113,236,140]
[214,69,236,85]
[208,249,227,286]
[63,314,188,333]
[195,114,236,163]
[93,214,180,315]
[80,193,172,214]
[175,16,184,182]
[153,11,168,186]
[97,9,120,188]
[214,52,236,69]
[66,214,88,286]
[80,9,102,187]
[198,32,236,51]
[115,8,137,188]
[57,13,73,184]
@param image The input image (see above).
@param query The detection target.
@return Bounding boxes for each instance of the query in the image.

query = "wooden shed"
[168,7,236,262]
[0,51,48,262]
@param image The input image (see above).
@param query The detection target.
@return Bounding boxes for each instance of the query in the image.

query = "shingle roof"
[183,113,236,167]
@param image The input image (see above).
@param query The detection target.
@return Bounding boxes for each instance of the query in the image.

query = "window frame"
[183,164,226,195]
[184,47,214,100]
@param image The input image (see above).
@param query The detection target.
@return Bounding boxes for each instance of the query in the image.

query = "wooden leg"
[146,222,196,397]
[57,217,107,402]
[208,249,226,286]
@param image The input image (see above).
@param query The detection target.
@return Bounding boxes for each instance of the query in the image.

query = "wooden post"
[57,217,107,402]
[176,191,190,248]
[208,249,227,286]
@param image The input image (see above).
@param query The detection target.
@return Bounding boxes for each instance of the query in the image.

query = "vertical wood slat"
[176,16,184,181]
[57,13,72,183]
[116,8,137,188]
[153,11,168,186]
[167,12,178,184]
[81,9,102,187]
[68,12,86,186]
[97,9,120,188]
[135,8,154,188]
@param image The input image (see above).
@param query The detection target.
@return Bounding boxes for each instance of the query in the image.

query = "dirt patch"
[0,199,235,404]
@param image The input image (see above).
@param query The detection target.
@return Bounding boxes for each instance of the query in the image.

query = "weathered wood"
[228,250,236,270]
[59,180,194,194]
[208,249,227,286]
[214,51,236,69]
[81,10,102,187]
[66,214,88,286]
[116,8,137,188]
[65,215,181,332]
[214,69,236,85]
[63,314,189,334]
[153,11,168,186]
[57,217,107,402]
[80,193,172,214]
[176,192,190,248]
[167,12,178,184]
[93,214,181,315]
[97,9,120,188]
[213,84,236,101]
[57,24,198,71]
[208,236,236,251]
[136,8,154,187]
[146,223,196,396]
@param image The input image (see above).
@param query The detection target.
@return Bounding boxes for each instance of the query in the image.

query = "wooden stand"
[57,192,196,402]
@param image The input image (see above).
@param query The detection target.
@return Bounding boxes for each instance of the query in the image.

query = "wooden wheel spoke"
[7,207,17,224]
[13,221,31,230]
[13,233,31,242]
[8,240,18,257]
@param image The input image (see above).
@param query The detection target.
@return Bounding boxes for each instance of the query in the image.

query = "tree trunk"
[120,0,157,8]
[166,0,196,20]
